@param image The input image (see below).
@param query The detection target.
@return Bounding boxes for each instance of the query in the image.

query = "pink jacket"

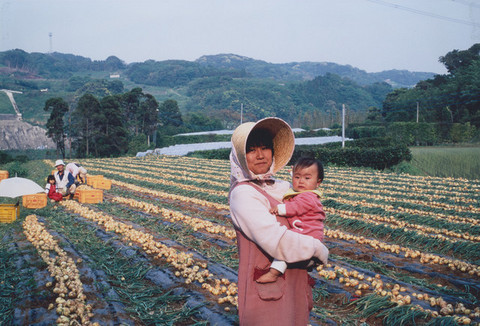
[280,191,325,241]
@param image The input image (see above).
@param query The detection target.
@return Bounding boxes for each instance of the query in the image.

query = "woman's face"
[246,145,273,175]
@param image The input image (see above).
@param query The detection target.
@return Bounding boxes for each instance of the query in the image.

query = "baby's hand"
[270,207,279,215]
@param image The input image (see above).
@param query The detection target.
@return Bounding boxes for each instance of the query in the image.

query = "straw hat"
[231,117,295,174]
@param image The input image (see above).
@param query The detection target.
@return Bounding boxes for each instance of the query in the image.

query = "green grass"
[409,146,480,180]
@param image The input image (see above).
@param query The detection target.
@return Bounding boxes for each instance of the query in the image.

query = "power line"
[365,0,480,28]
[449,0,480,10]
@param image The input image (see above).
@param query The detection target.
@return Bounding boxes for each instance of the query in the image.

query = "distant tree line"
[0,49,395,130]
[0,49,126,78]
[379,44,480,141]
[347,121,476,145]
[181,74,392,128]
[0,49,431,87]
[43,87,224,158]
[45,89,169,158]
[2,45,480,152]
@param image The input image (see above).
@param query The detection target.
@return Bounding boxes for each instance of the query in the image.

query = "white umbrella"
[0,177,44,198]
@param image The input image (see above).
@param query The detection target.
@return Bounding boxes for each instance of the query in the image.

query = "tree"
[382,88,415,122]
[1,49,29,70]
[366,106,382,123]
[380,44,480,134]
[120,88,159,145]
[71,93,102,157]
[97,95,129,156]
[74,79,124,99]
[439,43,480,74]
[159,99,183,127]
[44,97,69,158]
[138,93,159,146]
[121,87,143,135]
[184,112,222,131]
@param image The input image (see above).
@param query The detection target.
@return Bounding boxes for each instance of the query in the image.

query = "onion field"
[1,155,480,325]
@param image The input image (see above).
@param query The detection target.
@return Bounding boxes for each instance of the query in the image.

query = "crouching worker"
[54,160,76,199]
[45,175,63,202]
[66,162,88,185]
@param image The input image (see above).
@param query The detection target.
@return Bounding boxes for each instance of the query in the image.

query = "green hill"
[195,53,434,87]
[0,49,434,128]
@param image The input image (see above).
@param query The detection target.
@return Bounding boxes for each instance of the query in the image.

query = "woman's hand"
[314,241,329,265]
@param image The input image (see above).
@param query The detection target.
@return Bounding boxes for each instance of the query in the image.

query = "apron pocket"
[254,267,285,301]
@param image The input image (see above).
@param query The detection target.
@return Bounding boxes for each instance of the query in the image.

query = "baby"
[257,157,326,283]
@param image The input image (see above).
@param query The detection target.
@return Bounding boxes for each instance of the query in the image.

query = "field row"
[104,179,480,323]
[37,157,480,324]
[81,160,480,262]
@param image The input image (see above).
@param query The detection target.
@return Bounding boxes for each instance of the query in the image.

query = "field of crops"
[410,147,480,180]
[1,155,480,325]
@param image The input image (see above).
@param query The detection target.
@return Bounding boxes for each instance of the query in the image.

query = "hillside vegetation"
[1,46,478,165]
[0,49,432,128]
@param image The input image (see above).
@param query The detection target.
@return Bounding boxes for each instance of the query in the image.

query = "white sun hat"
[231,117,295,174]
[55,159,65,167]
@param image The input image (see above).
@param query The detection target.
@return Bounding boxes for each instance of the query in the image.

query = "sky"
[1,0,479,74]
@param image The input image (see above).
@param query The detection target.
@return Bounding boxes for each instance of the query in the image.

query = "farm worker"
[228,117,329,325]
[45,174,63,202]
[257,157,326,284]
[54,159,76,199]
[65,162,88,184]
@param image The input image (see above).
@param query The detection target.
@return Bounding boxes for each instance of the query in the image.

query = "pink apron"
[233,181,314,326]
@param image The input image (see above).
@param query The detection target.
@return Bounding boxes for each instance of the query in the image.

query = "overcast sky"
[1,0,479,74]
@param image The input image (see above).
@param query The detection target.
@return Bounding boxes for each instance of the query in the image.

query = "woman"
[229,117,329,325]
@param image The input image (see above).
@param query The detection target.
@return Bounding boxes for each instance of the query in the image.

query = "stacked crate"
[0,204,19,223]
[87,175,103,185]
[87,175,111,190]
[0,170,9,181]
[74,189,103,203]
[22,193,48,209]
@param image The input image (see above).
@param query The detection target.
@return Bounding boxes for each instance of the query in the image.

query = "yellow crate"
[0,170,9,181]
[0,204,19,223]
[91,178,111,190]
[74,189,103,204]
[86,175,104,186]
[22,193,48,209]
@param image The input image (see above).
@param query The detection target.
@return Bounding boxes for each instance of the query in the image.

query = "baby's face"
[292,165,321,192]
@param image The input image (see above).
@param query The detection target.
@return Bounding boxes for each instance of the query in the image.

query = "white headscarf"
[229,145,275,189]
[229,117,294,191]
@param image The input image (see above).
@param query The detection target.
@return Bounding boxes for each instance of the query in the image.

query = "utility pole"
[342,104,345,148]
[49,32,53,54]
[68,115,72,159]
[240,103,243,124]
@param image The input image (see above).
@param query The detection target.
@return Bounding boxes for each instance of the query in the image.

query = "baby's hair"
[246,128,274,151]
[47,174,55,182]
[293,157,324,182]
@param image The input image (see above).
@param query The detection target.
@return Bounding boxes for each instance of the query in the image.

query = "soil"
[7,185,479,325]
[103,189,480,324]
